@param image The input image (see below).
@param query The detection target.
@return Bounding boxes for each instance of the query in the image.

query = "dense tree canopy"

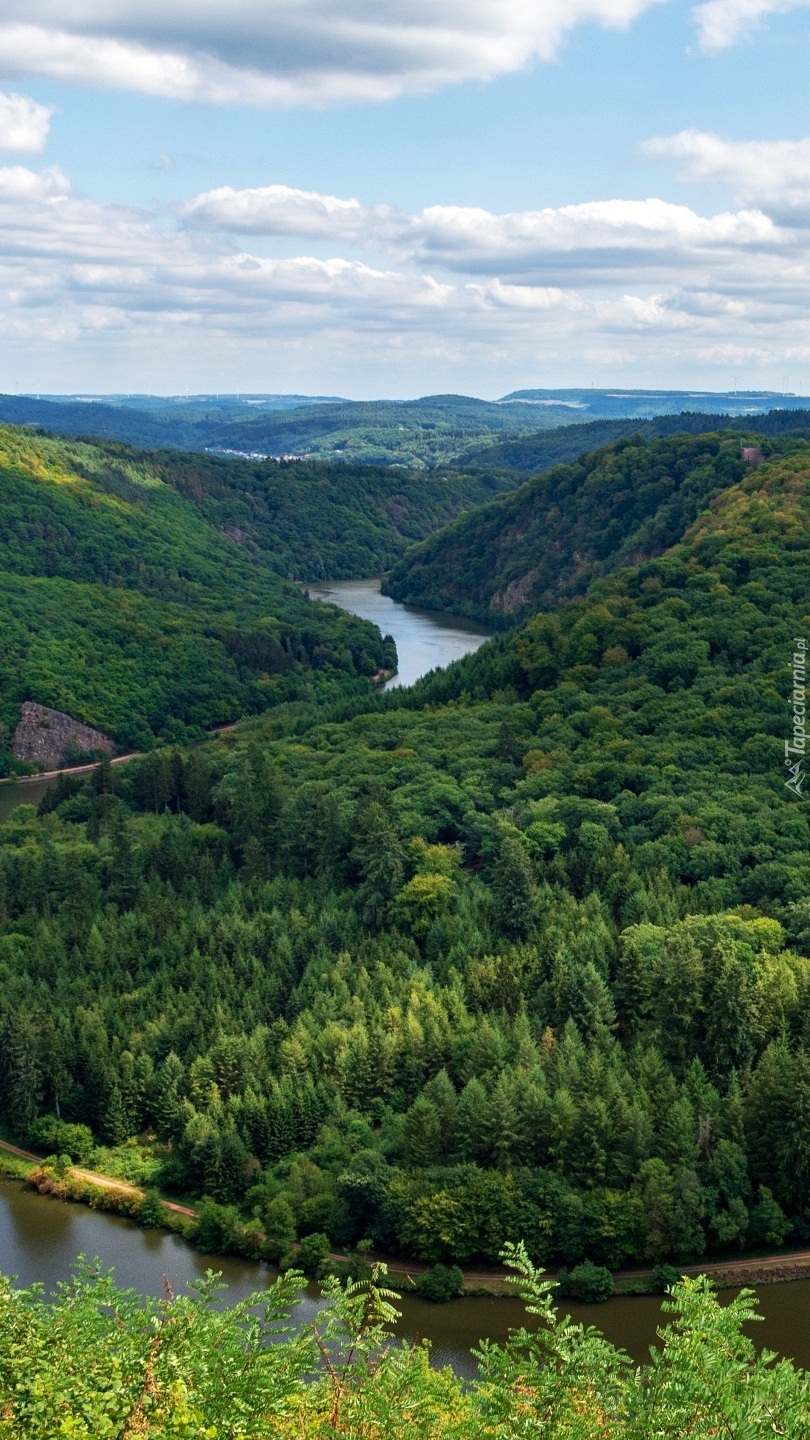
[386,431,810,623]
[149,449,515,580]
[1,438,809,1278]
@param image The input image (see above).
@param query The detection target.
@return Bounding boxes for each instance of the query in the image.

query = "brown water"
[3,1179,810,1377]
[0,778,53,822]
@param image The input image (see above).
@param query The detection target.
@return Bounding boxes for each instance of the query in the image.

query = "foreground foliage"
[1,1247,807,1438]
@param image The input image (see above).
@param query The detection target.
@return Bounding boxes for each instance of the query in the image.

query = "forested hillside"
[0,427,393,770]
[148,449,515,579]
[463,407,810,475]
[2,440,809,1274]
[0,392,572,467]
[386,432,805,623]
[201,393,570,468]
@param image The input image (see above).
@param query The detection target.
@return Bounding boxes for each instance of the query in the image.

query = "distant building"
[741,445,765,466]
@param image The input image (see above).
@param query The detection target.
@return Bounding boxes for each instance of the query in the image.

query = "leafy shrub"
[415,1264,464,1303]
[749,1188,791,1248]
[28,1118,95,1164]
[557,1261,615,1303]
[139,1189,169,1228]
[652,1264,683,1293]
[296,1232,331,1277]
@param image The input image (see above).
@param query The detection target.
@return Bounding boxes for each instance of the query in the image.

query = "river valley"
[3,579,810,1375]
[3,1179,810,1375]
[306,577,492,688]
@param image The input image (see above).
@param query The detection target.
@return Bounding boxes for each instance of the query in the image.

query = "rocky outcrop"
[490,567,541,616]
[12,703,115,771]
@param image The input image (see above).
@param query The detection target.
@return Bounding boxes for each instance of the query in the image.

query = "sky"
[3,1,810,397]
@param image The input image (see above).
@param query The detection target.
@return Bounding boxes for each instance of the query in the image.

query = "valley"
[2,411,810,1420]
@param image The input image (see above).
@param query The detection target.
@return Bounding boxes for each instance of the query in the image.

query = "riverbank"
[5,1138,810,1300]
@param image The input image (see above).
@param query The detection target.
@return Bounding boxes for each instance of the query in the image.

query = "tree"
[403,1096,443,1168]
[353,800,405,928]
[491,833,535,939]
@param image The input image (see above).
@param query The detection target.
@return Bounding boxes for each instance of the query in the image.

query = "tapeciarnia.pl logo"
[785,637,807,797]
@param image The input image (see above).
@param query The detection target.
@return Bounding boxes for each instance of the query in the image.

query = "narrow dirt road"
[0,1138,196,1219]
[1,719,241,791]
[4,1137,810,1287]
[10,752,142,786]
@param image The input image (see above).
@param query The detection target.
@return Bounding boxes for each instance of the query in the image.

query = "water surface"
[4,1180,810,1376]
[306,577,491,689]
[0,778,51,822]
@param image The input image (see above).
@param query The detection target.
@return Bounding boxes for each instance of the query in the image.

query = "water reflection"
[4,1181,810,1376]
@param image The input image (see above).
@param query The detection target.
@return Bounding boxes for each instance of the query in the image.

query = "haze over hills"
[4,388,810,469]
[500,389,809,420]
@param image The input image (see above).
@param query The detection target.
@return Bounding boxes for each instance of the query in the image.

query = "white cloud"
[0,90,52,153]
[179,184,402,244]
[644,129,810,224]
[0,2,802,116]
[4,158,810,391]
[406,198,780,280]
[691,0,809,52]
[179,182,783,283]
[0,1,665,107]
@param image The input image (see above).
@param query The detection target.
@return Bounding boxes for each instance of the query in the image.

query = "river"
[306,577,491,689]
[0,580,490,824]
[3,1179,810,1375]
[2,584,810,1372]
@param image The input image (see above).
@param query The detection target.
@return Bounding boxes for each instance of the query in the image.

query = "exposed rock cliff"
[12,703,115,771]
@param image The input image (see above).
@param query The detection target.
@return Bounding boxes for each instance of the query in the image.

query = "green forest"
[2,430,809,1282]
[149,448,514,579]
[0,425,513,768]
[0,391,575,467]
[0,424,526,773]
[462,406,810,475]
[386,430,809,623]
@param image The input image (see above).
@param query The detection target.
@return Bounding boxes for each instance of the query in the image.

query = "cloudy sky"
[3,0,810,396]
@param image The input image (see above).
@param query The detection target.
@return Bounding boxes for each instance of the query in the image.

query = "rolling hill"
[0,427,395,771]
[385,430,809,624]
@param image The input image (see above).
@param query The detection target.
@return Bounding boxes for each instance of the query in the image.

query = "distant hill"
[6,388,810,469]
[189,393,580,467]
[385,430,810,625]
[0,392,579,468]
[0,393,207,449]
[463,408,810,475]
[500,387,810,419]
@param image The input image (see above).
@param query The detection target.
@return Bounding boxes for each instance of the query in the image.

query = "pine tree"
[491,833,535,940]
